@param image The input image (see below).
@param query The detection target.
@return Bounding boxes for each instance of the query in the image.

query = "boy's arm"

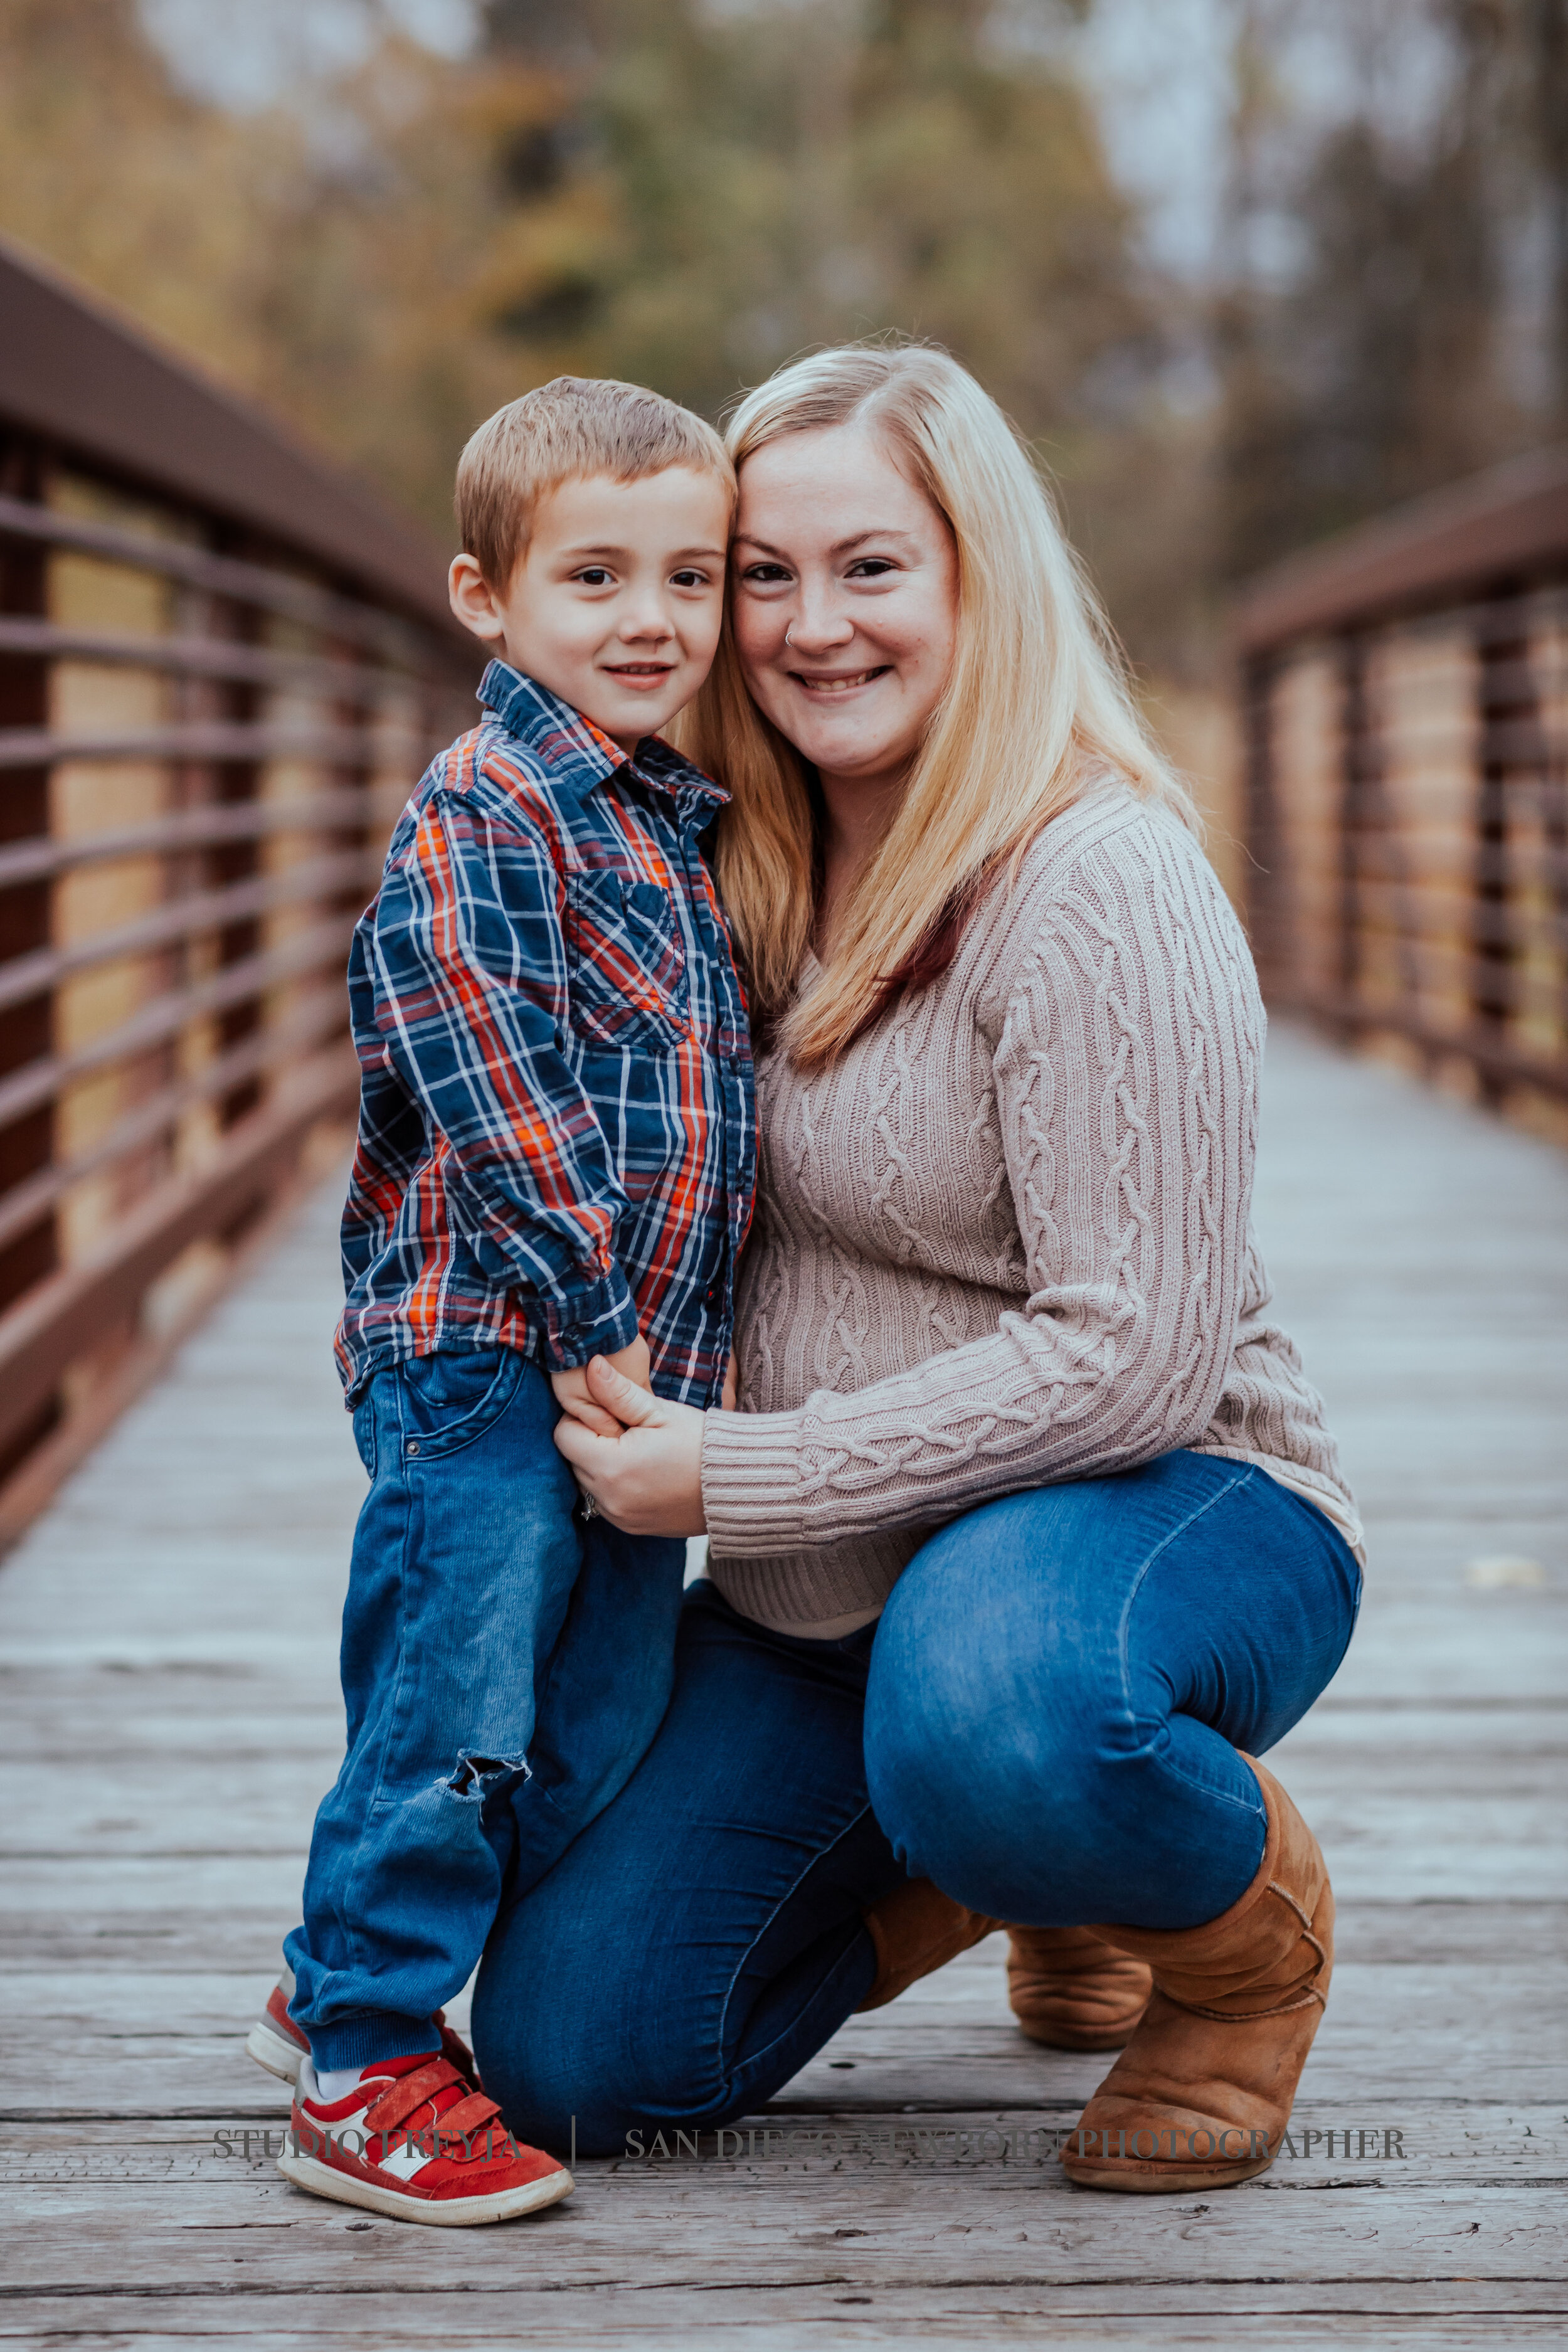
[371,789,640,1370]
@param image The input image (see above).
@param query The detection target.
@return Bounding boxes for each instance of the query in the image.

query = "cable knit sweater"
[699,778,1360,1637]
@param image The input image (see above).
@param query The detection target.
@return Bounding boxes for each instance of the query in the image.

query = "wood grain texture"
[0,1021,1565,2342]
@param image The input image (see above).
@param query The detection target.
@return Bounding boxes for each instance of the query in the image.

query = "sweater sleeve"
[701,824,1261,1554]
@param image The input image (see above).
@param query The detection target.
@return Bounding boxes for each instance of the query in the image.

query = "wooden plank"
[4,1734,1563,1870]
[3,2291,1565,2345]
[4,1899,1561,1978]
[7,2100,1562,2174]
[1,2175,1563,2295]
[0,1807,1552,1904]
[7,1957,1565,2117]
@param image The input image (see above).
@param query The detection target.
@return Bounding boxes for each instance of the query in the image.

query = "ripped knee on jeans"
[445,1750,529,1799]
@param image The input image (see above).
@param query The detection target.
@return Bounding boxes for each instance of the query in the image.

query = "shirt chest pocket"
[564,867,690,1051]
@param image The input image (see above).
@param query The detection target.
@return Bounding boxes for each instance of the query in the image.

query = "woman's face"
[730,423,959,792]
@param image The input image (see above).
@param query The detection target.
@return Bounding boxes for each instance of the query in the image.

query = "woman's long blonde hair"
[674,340,1195,1067]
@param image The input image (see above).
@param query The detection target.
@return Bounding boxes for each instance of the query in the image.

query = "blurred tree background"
[2,0,1565,687]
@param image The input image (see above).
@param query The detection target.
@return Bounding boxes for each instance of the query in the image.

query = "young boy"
[248,379,753,2227]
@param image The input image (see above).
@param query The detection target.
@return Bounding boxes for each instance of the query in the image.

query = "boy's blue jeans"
[283,1346,686,2072]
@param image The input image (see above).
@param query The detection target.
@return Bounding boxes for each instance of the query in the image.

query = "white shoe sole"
[246,2018,305,2084]
[277,2151,574,2225]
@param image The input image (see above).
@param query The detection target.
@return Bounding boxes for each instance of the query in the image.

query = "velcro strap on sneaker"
[364,2058,462,2134]
[430,2090,504,2143]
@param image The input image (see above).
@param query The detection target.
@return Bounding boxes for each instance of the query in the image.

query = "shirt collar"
[477,659,728,814]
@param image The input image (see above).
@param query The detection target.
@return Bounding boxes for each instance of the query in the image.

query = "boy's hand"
[552,1356,707,1537]
[551,1334,652,1438]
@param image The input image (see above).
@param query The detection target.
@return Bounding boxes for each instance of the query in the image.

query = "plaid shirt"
[335,661,755,1410]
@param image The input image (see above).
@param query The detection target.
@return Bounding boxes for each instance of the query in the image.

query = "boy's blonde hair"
[672,341,1196,1067]
[456,376,735,588]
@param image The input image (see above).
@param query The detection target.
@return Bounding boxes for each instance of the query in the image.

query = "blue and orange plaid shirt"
[335,661,755,1410]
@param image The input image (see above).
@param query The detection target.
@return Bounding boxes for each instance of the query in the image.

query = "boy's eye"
[573,566,614,586]
[669,567,713,588]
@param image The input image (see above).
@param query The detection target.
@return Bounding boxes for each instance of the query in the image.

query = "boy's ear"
[448,552,507,644]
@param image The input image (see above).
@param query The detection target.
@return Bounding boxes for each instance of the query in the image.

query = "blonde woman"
[473,344,1363,2193]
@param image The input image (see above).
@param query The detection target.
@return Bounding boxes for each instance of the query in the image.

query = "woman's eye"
[741,563,792,585]
[846,558,897,579]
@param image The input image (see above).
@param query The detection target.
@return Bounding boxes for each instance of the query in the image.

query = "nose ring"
[785,624,795,647]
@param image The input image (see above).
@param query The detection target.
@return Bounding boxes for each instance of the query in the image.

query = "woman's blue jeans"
[472,1449,1361,2156]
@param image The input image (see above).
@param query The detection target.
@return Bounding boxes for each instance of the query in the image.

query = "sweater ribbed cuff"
[700,1409,806,1555]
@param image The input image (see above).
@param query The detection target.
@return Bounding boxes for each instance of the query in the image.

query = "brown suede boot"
[1061,1758,1332,2192]
[1007,1927,1153,2050]
[856,1878,1003,2012]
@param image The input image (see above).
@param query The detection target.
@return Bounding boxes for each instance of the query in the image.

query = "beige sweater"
[700,780,1360,1636]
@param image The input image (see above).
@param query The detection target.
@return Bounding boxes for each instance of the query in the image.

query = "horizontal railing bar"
[0,913,357,1136]
[1274,779,1568,817]
[1264,581,1568,659]
[1317,928,1567,984]
[1355,861,1568,893]
[0,1046,359,1458]
[0,792,401,889]
[1271,841,1568,888]
[1261,916,1568,992]
[0,718,389,771]
[1343,956,1568,1001]
[1350,877,1568,916]
[1282,856,1568,895]
[0,847,374,1012]
[1344,884,1568,950]
[0,494,440,660]
[0,615,423,701]
[0,999,347,1248]
[1232,447,1568,650]
[1340,973,1567,1019]
[0,989,347,1257]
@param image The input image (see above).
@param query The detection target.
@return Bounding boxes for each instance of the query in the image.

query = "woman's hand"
[552,1355,708,1537]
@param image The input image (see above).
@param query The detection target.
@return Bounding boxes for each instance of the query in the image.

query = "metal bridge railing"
[0,238,477,1540]
[1235,445,1568,1123]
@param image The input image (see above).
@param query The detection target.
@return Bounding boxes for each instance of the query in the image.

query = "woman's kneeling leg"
[864,1451,1361,1932]
[472,1584,902,2156]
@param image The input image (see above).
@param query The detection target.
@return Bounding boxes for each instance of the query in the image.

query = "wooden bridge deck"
[2,1022,1565,2349]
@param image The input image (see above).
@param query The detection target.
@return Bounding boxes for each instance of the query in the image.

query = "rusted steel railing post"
[1241,650,1288,1001]
[1335,630,1369,1031]
[1471,589,1540,1103]
[0,427,60,1484]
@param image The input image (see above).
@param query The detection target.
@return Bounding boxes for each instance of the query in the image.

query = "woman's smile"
[789,665,892,694]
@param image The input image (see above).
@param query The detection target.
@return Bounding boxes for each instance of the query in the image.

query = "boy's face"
[449,468,731,755]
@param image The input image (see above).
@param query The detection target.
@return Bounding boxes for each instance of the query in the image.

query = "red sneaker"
[246,1965,481,2092]
[277,2052,573,2226]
